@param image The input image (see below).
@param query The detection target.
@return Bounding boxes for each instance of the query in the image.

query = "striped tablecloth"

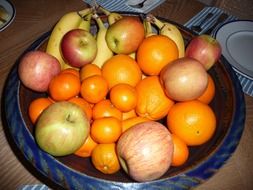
[184,6,253,96]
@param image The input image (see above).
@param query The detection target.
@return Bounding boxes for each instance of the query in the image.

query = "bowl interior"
[18,14,235,183]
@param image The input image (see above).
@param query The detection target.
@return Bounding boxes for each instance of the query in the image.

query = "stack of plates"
[215,20,253,96]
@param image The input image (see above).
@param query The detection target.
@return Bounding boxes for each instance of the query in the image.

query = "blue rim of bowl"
[3,18,245,190]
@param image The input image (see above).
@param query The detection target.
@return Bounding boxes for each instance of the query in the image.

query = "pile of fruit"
[18,5,222,182]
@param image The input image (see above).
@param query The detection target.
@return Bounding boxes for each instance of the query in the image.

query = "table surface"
[1,0,253,189]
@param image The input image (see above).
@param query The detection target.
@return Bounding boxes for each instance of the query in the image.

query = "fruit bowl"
[3,13,245,189]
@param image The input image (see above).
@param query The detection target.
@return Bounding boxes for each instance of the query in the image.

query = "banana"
[148,14,185,58]
[98,6,123,25]
[143,17,156,37]
[46,8,92,70]
[91,13,113,68]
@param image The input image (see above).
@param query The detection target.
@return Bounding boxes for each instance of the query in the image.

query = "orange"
[101,54,142,89]
[167,100,216,146]
[135,76,174,120]
[80,63,101,81]
[74,135,98,157]
[80,75,109,104]
[136,35,179,76]
[110,83,138,112]
[171,134,189,166]
[61,68,80,78]
[92,99,122,120]
[48,73,81,101]
[122,109,137,120]
[197,74,215,104]
[68,97,92,121]
[91,117,122,143]
[28,97,53,124]
[91,143,120,174]
[122,116,150,132]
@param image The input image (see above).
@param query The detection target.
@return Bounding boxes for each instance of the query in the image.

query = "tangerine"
[28,97,53,124]
[91,143,120,174]
[48,73,81,101]
[80,63,101,81]
[137,35,179,76]
[92,99,122,120]
[167,100,216,146]
[91,117,122,143]
[171,134,189,166]
[197,74,215,104]
[80,75,109,104]
[122,109,137,120]
[101,54,142,89]
[122,116,150,132]
[68,97,92,121]
[110,83,138,112]
[60,68,80,78]
[74,135,98,157]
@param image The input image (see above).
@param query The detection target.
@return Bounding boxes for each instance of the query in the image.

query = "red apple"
[61,29,97,68]
[117,121,173,182]
[105,16,145,54]
[160,57,208,101]
[18,50,61,92]
[35,101,90,156]
[185,34,221,70]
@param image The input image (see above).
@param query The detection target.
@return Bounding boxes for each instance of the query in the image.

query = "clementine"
[197,74,215,104]
[171,134,189,166]
[74,135,98,157]
[101,54,142,89]
[110,83,138,112]
[28,97,53,124]
[80,75,109,104]
[48,73,81,101]
[80,63,101,81]
[68,97,92,121]
[91,143,120,174]
[91,117,122,143]
[92,99,122,120]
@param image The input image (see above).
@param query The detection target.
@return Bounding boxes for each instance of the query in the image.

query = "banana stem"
[143,19,153,37]
[78,8,92,17]
[92,13,106,30]
[147,14,164,29]
[98,6,111,16]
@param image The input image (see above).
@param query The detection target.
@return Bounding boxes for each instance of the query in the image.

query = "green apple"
[105,16,145,54]
[35,101,90,156]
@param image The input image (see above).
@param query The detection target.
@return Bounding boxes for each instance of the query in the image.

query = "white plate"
[0,0,15,32]
[215,20,253,80]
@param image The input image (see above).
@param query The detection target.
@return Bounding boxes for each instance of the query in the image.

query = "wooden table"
[0,0,252,189]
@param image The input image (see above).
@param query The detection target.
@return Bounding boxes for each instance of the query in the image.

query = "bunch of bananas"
[46,6,185,70]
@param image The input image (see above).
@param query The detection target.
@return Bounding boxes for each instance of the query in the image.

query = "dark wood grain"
[0,0,253,190]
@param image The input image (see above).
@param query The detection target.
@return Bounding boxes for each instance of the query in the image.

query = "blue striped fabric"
[184,7,253,97]
[17,184,49,190]
[83,0,165,13]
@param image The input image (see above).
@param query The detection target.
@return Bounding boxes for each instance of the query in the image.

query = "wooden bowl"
[2,13,245,189]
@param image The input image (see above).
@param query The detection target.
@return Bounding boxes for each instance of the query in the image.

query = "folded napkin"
[17,184,49,190]
[184,6,237,36]
[184,6,253,97]
[83,0,165,13]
